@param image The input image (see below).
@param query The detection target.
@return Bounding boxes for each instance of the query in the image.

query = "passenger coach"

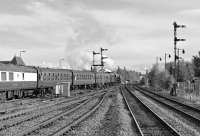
[0,63,37,99]
[0,56,120,100]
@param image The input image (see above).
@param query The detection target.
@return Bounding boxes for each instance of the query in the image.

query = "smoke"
[66,50,92,70]
[64,11,117,71]
[104,57,115,70]
[65,49,116,71]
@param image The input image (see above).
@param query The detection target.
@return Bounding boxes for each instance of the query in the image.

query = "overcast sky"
[0,0,200,72]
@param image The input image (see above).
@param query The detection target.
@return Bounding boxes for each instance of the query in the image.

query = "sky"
[0,0,200,72]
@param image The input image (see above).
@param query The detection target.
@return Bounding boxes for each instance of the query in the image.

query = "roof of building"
[0,56,25,66]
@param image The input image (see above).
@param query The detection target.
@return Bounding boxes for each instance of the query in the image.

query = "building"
[0,56,25,66]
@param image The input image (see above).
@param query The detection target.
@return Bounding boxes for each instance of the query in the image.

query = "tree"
[115,66,140,83]
[192,51,200,77]
[148,64,172,90]
[165,61,194,82]
[148,64,159,87]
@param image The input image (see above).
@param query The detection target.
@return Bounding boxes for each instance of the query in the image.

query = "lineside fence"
[177,80,200,101]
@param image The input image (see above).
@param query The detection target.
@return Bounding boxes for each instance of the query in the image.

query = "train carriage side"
[37,67,72,95]
[72,70,95,89]
[102,72,110,86]
[0,63,37,99]
[96,72,103,87]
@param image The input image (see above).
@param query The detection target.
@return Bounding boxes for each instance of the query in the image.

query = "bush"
[148,64,173,90]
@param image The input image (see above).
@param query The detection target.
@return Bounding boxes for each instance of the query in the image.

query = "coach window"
[52,73,54,80]
[64,74,66,80]
[9,72,14,81]
[43,73,46,80]
[22,73,25,80]
[1,72,7,81]
[55,74,57,80]
[65,74,68,80]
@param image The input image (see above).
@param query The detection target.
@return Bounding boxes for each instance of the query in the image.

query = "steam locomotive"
[0,62,120,100]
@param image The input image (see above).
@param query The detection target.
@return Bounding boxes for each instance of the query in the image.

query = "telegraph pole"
[173,21,186,96]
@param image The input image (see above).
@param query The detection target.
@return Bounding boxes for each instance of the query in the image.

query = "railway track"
[0,89,106,121]
[0,90,106,135]
[136,85,200,110]
[121,86,180,136]
[133,85,200,127]
[16,91,108,136]
[0,97,44,115]
[0,89,107,116]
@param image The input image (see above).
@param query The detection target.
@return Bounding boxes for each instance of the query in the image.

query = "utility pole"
[173,21,186,96]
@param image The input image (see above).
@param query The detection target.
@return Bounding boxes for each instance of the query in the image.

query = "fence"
[177,80,200,102]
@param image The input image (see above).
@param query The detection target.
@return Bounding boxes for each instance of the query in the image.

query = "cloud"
[0,1,77,51]
[180,9,200,15]
[0,0,200,73]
